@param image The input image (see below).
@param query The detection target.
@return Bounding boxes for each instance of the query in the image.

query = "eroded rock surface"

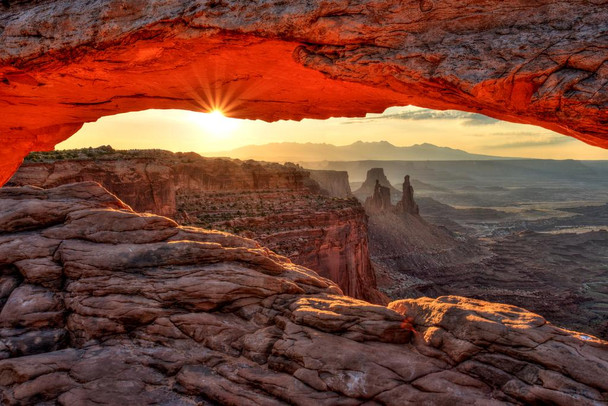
[1,0,607,185]
[9,148,383,303]
[0,182,606,405]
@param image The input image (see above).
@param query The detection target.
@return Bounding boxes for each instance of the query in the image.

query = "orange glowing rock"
[1,1,607,184]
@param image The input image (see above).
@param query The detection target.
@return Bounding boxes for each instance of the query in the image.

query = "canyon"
[1,181,607,405]
[1,0,608,185]
[11,152,608,339]
[348,166,608,339]
[357,168,484,296]
[8,147,384,304]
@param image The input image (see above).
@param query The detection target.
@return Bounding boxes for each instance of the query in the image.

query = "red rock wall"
[8,150,311,217]
[219,206,385,304]
[8,159,178,216]
[8,150,385,304]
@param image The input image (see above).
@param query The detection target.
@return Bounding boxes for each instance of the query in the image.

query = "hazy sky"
[57,106,608,160]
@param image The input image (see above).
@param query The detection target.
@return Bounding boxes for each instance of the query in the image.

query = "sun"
[189,109,240,138]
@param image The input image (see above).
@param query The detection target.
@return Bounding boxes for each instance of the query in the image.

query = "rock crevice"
[0,182,606,405]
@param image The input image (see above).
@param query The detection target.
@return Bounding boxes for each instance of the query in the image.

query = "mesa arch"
[1,0,607,186]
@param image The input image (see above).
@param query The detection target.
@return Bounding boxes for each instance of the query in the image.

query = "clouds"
[344,108,500,126]
[461,115,501,126]
[482,132,574,149]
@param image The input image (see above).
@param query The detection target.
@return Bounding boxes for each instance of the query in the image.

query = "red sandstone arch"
[1,0,607,185]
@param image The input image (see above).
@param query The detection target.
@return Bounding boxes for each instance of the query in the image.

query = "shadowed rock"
[395,175,419,216]
[354,168,400,203]
[0,182,606,404]
[364,180,392,212]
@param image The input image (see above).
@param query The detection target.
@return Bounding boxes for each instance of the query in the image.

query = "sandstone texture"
[0,182,607,405]
[1,0,608,185]
[9,147,315,218]
[215,203,385,305]
[9,148,384,304]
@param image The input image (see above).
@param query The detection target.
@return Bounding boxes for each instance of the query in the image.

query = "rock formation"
[364,180,392,213]
[1,0,607,185]
[9,148,384,304]
[8,147,314,218]
[395,175,420,215]
[354,168,400,202]
[0,182,606,405]
[214,204,385,305]
[307,169,352,198]
[361,170,421,217]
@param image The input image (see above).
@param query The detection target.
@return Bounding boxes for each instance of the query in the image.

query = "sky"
[57,106,608,160]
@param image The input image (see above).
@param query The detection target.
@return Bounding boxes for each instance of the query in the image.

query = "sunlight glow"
[58,107,608,160]
[190,109,240,138]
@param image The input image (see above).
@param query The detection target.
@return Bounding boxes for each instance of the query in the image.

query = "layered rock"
[0,182,606,405]
[9,148,383,304]
[1,0,607,185]
[212,203,384,304]
[354,168,400,202]
[307,169,352,198]
[9,147,314,218]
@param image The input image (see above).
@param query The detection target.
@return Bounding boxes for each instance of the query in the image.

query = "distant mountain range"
[208,141,516,162]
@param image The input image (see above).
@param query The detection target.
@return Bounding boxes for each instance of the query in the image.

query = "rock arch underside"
[2,1,608,405]
[1,0,608,185]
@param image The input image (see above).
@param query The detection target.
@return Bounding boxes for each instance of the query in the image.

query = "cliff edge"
[0,182,606,405]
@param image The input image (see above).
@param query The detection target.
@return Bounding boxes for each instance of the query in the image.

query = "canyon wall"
[215,205,384,304]
[0,182,606,405]
[308,169,352,198]
[8,148,384,304]
[0,0,607,185]
[9,147,312,217]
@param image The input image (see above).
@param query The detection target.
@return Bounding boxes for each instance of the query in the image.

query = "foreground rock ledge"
[1,0,608,185]
[0,182,607,405]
